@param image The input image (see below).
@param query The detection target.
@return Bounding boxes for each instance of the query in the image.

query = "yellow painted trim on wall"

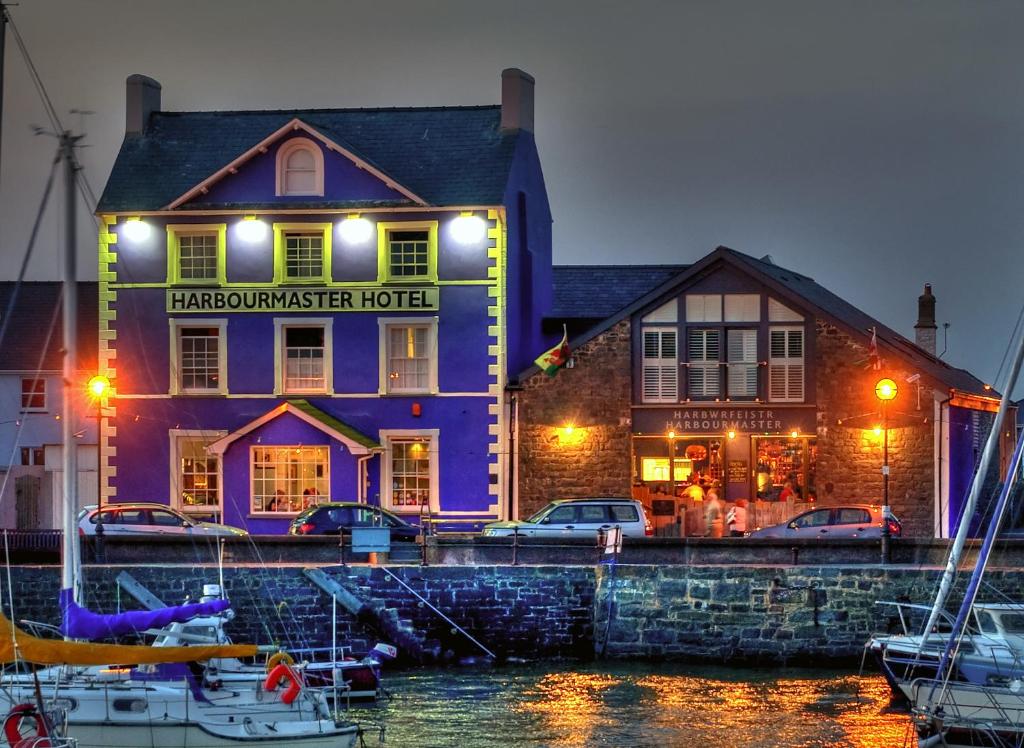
[166,223,227,285]
[97,215,119,504]
[272,222,333,284]
[109,278,494,290]
[376,220,439,284]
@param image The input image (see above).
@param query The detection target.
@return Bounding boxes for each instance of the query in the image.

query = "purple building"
[95,70,551,533]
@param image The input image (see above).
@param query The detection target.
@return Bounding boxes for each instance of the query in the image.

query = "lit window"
[641,328,677,403]
[177,234,218,280]
[178,327,222,393]
[284,327,326,392]
[20,378,46,411]
[379,318,437,395]
[391,438,431,509]
[768,327,805,402]
[284,233,324,280]
[251,446,329,514]
[687,329,721,399]
[275,138,324,197]
[179,440,219,510]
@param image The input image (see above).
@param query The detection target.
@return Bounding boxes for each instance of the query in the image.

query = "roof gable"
[171,119,423,209]
[98,106,521,212]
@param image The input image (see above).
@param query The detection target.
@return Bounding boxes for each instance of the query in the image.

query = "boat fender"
[264,663,303,705]
[266,651,295,672]
[3,703,51,748]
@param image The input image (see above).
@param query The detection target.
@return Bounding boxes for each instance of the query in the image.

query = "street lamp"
[667,431,676,497]
[87,375,110,557]
[875,377,898,563]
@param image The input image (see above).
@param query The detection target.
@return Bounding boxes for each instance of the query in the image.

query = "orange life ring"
[3,703,51,748]
[263,663,303,705]
[265,651,295,672]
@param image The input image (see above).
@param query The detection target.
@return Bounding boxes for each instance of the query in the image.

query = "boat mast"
[918,321,1024,645]
[60,131,81,604]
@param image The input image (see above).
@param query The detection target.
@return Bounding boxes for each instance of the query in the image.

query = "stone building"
[512,247,1011,538]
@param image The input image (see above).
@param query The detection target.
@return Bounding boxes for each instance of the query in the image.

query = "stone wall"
[516,320,633,518]
[814,319,936,536]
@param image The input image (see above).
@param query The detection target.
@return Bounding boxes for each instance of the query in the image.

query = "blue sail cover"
[59,588,231,640]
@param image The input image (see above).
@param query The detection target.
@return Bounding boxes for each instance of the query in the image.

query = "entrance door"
[15,475,41,529]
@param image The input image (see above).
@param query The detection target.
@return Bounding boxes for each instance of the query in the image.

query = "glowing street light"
[875,377,898,563]
[88,375,111,555]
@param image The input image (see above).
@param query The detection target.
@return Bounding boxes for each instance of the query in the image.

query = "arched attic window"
[276,137,324,196]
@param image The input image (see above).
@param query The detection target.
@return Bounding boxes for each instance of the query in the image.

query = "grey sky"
[1,1,1022,391]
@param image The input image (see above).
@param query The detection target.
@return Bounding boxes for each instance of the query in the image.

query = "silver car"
[747,504,901,539]
[482,498,653,538]
[77,503,248,537]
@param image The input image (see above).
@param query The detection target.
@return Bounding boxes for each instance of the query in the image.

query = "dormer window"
[276,138,324,197]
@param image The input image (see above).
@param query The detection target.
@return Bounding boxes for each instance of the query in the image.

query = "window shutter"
[641,328,678,403]
[727,329,758,398]
[687,329,720,398]
[768,327,804,402]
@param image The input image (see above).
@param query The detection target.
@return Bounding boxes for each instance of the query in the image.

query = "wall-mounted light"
[450,213,486,244]
[873,426,883,437]
[790,430,799,439]
[120,217,150,242]
[727,430,736,440]
[236,216,268,242]
[338,215,373,244]
[563,423,574,435]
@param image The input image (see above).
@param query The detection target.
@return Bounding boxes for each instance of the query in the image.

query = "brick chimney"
[914,283,937,355]
[126,74,162,135]
[500,68,535,133]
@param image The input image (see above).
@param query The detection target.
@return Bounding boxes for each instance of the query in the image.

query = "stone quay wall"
[5,563,1014,666]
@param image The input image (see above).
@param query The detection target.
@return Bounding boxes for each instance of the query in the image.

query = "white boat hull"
[55,719,357,748]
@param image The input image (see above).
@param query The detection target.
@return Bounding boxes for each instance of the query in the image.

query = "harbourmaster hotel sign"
[167,287,439,313]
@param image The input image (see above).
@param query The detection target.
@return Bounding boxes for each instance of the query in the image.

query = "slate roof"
[550,264,689,320]
[0,282,97,371]
[98,106,521,212]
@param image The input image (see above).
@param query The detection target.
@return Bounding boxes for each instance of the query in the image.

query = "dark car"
[747,504,902,539]
[287,502,420,541]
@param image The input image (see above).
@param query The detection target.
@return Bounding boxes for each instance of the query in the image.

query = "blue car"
[287,502,420,541]
[747,504,901,539]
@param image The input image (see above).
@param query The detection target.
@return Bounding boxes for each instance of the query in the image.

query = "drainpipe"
[936,393,953,538]
[357,454,373,503]
[508,393,518,521]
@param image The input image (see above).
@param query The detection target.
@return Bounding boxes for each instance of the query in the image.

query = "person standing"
[727,499,748,537]
[705,483,725,538]
[686,478,706,503]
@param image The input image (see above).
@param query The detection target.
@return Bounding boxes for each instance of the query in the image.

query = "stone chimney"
[126,74,162,135]
[500,68,535,133]
[914,283,937,355]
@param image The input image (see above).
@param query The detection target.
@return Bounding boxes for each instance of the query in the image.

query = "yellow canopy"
[0,611,257,666]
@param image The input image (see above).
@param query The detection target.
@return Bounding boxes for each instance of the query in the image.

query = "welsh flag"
[534,326,570,376]
[868,326,882,371]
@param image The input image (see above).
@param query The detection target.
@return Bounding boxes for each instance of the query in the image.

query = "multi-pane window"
[251,446,329,513]
[283,146,318,195]
[179,439,219,510]
[724,294,760,322]
[390,438,432,509]
[387,325,430,393]
[388,230,430,278]
[284,233,324,280]
[769,327,805,402]
[687,329,721,398]
[177,234,218,281]
[20,378,45,411]
[641,329,677,403]
[685,294,722,322]
[179,327,221,392]
[727,329,758,399]
[283,327,326,392]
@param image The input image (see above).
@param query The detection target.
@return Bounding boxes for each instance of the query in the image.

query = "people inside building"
[778,480,795,503]
[686,478,706,503]
[726,499,748,537]
[705,484,725,538]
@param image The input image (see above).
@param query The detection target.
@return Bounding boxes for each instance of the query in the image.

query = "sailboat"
[0,133,364,748]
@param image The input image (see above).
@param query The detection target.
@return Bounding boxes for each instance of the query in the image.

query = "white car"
[77,503,248,537]
[482,498,652,538]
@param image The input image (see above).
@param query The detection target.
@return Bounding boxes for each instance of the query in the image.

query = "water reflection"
[351,663,914,748]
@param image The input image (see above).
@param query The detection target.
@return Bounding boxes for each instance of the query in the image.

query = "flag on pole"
[868,326,881,371]
[534,325,570,376]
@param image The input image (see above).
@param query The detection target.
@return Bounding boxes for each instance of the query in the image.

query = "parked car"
[287,502,420,541]
[747,504,901,539]
[77,503,248,537]
[482,498,653,538]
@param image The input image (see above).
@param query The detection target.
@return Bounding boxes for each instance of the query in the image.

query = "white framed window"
[275,137,324,196]
[285,233,324,280]
[642,299,678,323]
[376,221,439,283]
[169,319,227,395]
[769,326,805,402]
[687,328,721,399]
[250,445,329,515]
[724,294,760,322]
[768,298,804,322]
[20,377,46,411]
[169,429,226,514]
[378,317,439,395]
[166,224,226,285]
[685,294,722,322]
[641,328,677,403]
[274,318,334,395]
[380,429,439,513]
[727,328,758,399]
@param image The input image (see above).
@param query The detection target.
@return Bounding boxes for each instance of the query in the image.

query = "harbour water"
[350,663,914,748]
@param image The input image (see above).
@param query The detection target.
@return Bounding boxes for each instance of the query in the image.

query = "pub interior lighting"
[727,430,736,440]
[338,214,373,244]
[790,430,799,438]
[120,217,150,242]
[236,216,268,242]
[873,426,883,436]
[450,213,486,244]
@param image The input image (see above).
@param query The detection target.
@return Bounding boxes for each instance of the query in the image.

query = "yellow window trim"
[166,224,227,285]
[376,220,439,284]
[273,222,333,284]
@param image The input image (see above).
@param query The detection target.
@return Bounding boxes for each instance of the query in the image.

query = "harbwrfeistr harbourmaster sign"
[167,287,439,313]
